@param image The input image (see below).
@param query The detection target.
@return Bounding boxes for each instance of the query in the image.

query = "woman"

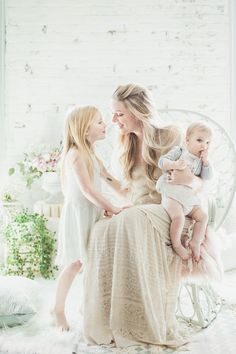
[83,84,222,348]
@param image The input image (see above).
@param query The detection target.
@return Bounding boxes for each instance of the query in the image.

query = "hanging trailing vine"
[3,210,57,279]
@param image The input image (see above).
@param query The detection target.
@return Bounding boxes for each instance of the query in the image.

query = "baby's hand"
[174,159,187,170]
[200,150,209,166]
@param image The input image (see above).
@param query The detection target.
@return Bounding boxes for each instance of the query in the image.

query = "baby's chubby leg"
[162,197,190,260]
[188,206,208,262]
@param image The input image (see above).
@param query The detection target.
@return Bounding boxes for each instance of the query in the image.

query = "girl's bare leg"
[163,198,190,260]
[52,260,82,330]
[188,206,208,262]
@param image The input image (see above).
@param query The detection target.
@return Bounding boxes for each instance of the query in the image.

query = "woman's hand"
[174,159,187,170]
[122,203,133,209]
[104,204,132,218]
[168,166,202,191]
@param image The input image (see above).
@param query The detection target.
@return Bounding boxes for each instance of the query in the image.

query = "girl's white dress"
[55,152,102,267]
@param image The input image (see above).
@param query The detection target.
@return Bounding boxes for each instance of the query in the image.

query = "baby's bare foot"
[189,240,201,262]
[51,309,70,331]
[173,244,191,261]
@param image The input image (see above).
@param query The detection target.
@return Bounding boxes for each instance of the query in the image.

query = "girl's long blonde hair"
[112,83,180,184]
[61,105,100,186]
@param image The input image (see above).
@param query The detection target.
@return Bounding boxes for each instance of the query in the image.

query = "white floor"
[180,269,236,354]
[0,270,236,354]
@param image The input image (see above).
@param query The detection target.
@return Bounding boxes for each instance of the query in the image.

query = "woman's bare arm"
[98,159,129,198]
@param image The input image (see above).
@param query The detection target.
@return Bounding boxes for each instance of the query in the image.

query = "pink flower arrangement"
[9,143,62,188]
[31,150,61,174]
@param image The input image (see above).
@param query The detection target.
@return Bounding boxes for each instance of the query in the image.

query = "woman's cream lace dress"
[83,167,223,348]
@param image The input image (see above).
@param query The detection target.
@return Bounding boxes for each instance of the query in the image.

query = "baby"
[156,122,213,261]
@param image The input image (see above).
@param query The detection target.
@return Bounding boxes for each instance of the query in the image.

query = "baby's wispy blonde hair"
[186,122,212,138]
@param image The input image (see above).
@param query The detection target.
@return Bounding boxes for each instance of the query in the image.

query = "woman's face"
[111,99,140,134]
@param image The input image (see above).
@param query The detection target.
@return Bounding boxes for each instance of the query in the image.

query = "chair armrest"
[208,197,216,229]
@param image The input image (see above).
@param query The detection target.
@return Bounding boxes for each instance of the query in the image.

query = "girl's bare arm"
[71,152,121,214]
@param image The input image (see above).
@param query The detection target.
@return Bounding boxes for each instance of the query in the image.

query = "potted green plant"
[3,210,57,279]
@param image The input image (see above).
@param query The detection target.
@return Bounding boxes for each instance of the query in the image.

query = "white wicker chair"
[156,109,236,328]
[97,108,236,329]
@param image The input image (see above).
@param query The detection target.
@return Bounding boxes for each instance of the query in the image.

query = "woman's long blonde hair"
[112,83,180,184]
[61,105,100,184]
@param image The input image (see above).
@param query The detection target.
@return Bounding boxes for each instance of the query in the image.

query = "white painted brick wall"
[2,0,230,172]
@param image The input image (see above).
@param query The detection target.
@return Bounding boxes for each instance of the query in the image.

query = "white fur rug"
[0,273,236,354]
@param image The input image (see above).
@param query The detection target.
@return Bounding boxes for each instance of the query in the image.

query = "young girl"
[156,122,213,262]
[52,105,127,330]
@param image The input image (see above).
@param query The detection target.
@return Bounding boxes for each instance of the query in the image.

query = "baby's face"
[186,129,211,157]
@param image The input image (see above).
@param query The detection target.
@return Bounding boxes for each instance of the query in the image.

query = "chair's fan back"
[96,109,236,230]
[156,109,236,230]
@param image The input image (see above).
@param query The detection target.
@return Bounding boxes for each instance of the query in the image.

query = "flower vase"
[41,172,63,203]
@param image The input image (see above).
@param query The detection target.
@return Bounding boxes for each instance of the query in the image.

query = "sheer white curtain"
[0,0,5,177]
[231,0,236,145]
[221,1,236,239]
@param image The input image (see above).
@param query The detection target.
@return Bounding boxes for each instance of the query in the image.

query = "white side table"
[33,200,63,218]
[33,200,63,234]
